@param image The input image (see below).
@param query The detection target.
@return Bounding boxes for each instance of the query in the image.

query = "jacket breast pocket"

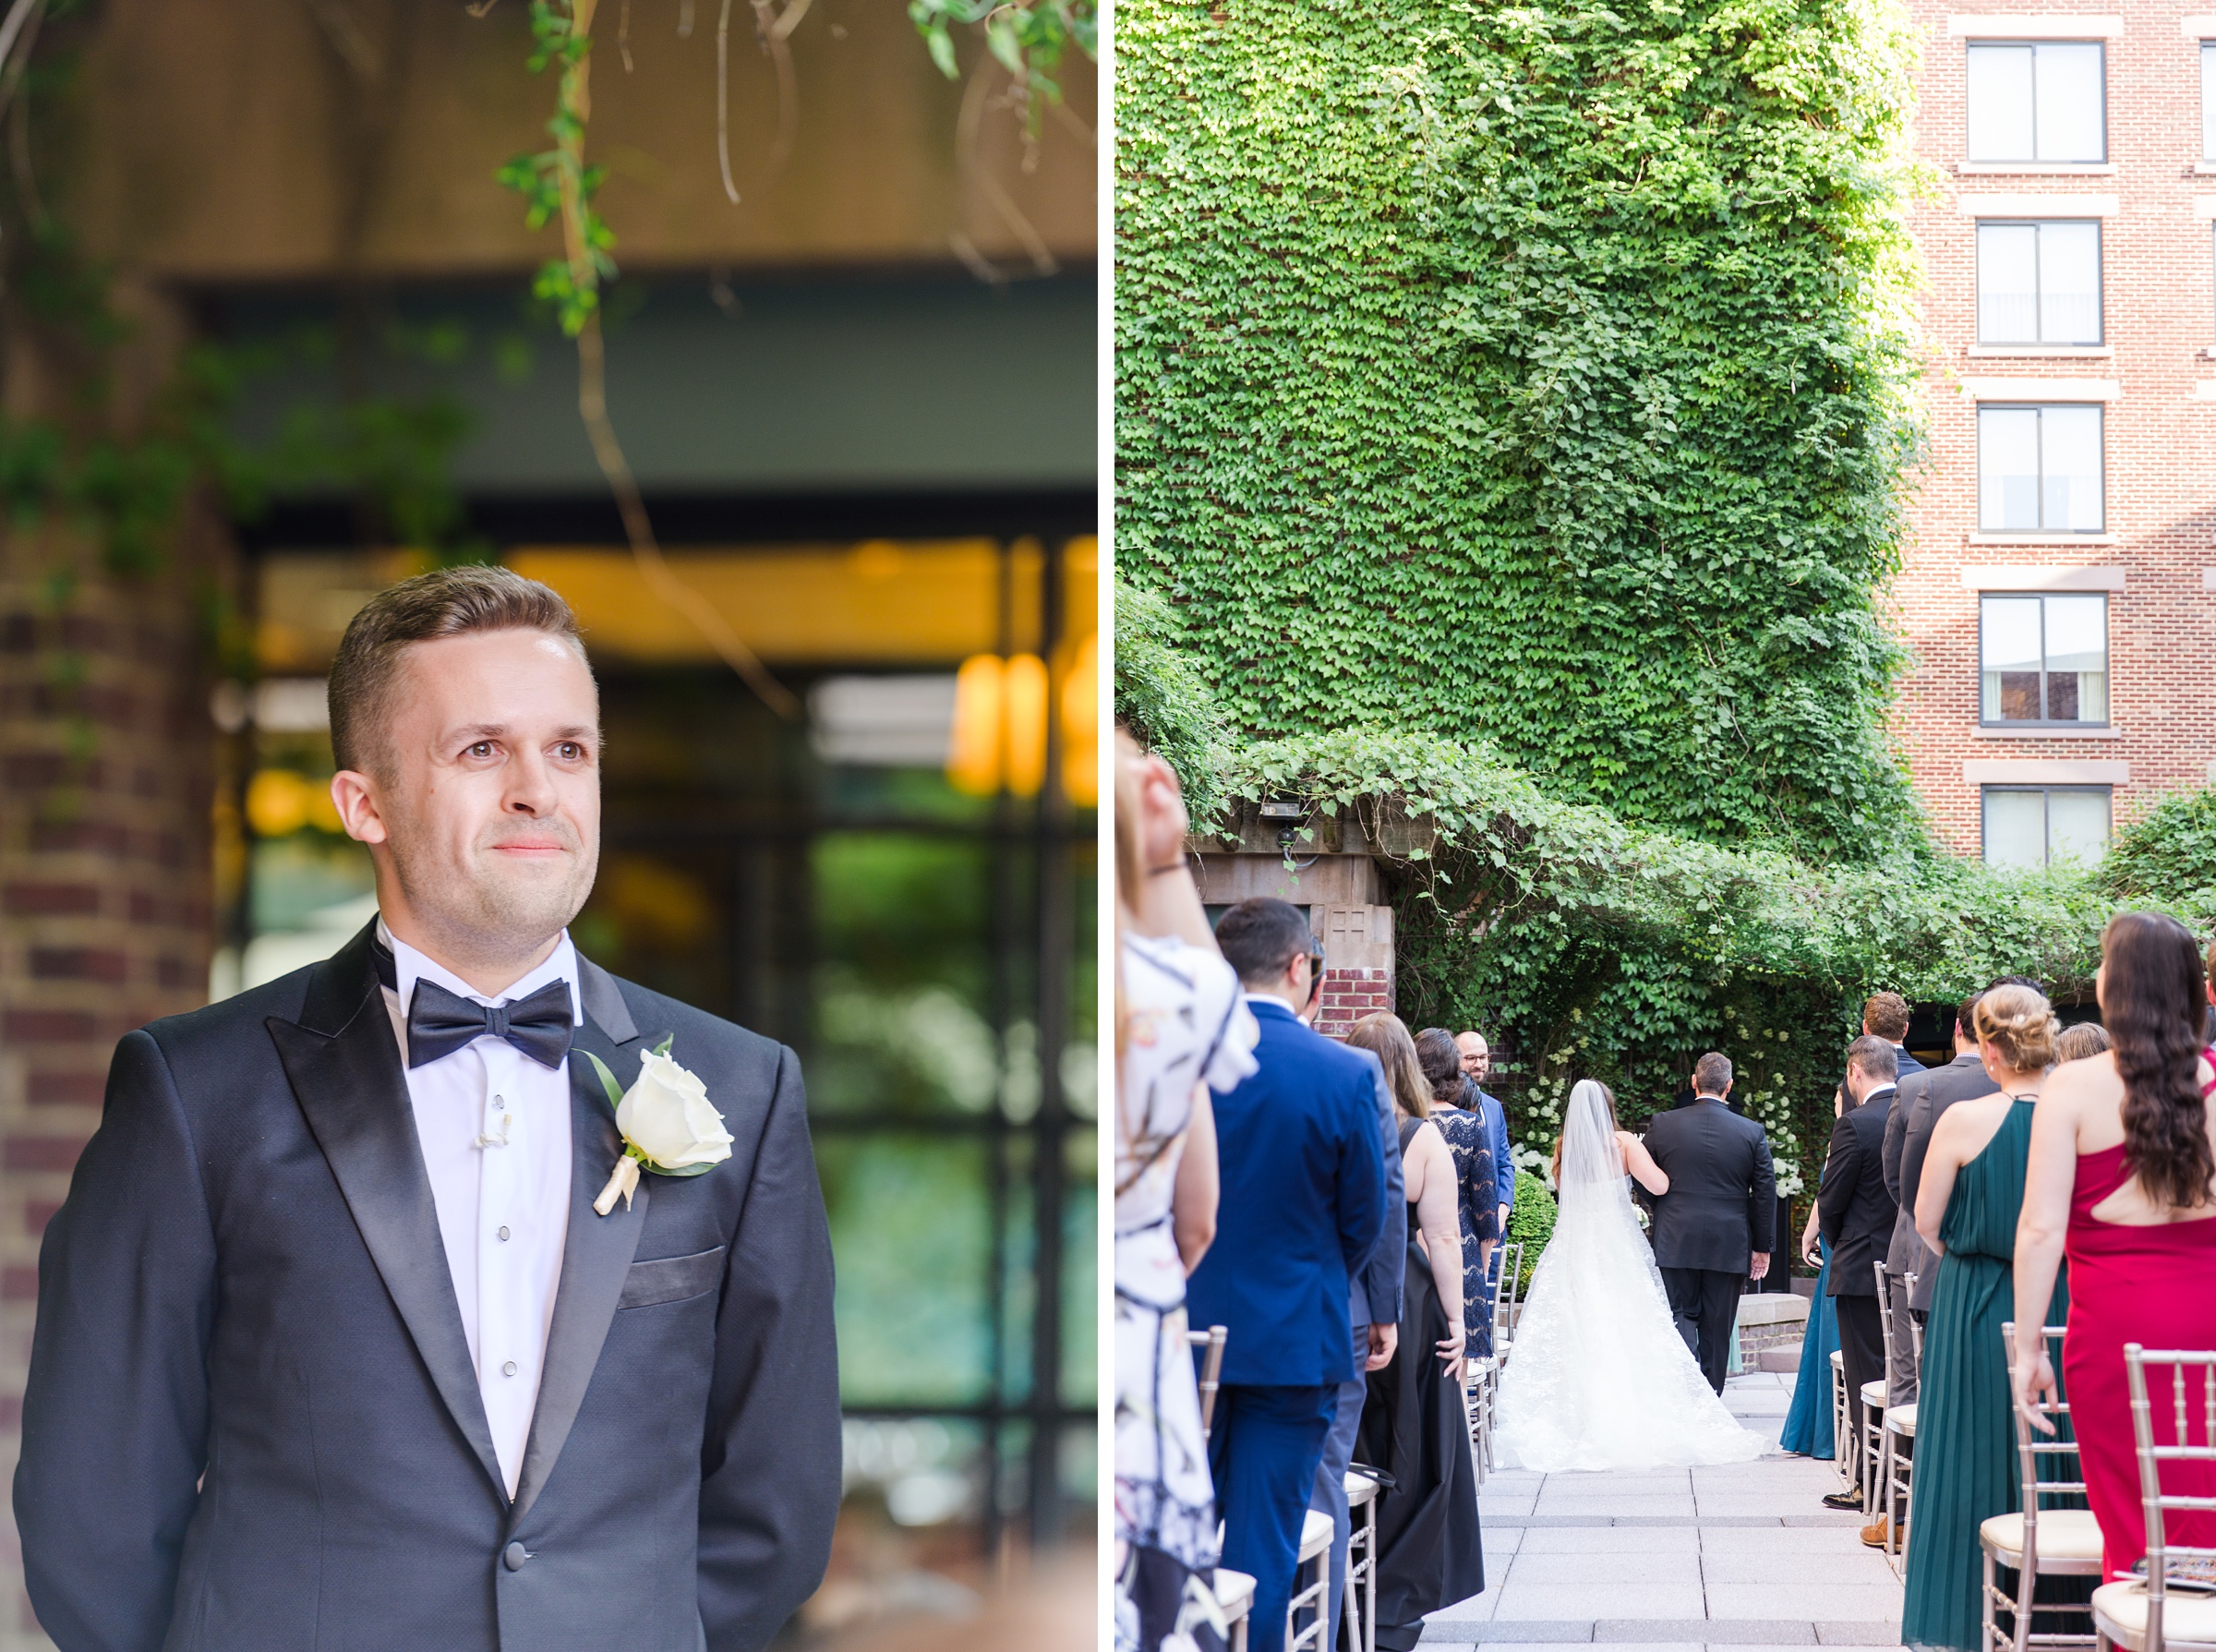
[618,1245,728,1309]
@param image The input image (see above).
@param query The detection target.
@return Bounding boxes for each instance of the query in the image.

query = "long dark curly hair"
[2102,911,2214,1212]
[1414,1028,1467,1108]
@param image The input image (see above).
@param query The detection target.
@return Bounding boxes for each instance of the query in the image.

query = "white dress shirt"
[378,919,578,1498]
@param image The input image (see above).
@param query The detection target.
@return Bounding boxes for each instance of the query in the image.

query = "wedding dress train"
[1494,1082,1765,1473]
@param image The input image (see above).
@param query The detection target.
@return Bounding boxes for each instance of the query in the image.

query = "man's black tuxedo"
[1818,1082,1899,1461]
[1641,1099,1776,1273]
[1641,1098,1776,1392]
[14,924,840,1652]
[1818,1084,1898,1298]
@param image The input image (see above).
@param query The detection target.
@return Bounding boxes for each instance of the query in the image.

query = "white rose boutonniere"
[583,1037,735,1216]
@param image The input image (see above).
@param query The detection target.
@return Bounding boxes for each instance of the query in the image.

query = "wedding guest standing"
[1418,1029,1505,1352]
[1307,1023,1407,1652]
[14,568,840,1652]
[1187,899,1387,1652]
[1113,732,1260,1652]
[1779,1087,1848,1461]
[1352,1013,1484,1652]
[1817,1036,1901,1514]
[1884,995,1997,1411]
[1902,985,2073,1652]
[2015,913,2216,1586]
[1454,1031,1518,1339]
[2054,1022,2111,1063]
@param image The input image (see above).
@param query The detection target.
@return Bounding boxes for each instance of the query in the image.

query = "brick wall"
[0,506,230,1646]
[1894,0,2216,852]
[1311,966,1395,1041]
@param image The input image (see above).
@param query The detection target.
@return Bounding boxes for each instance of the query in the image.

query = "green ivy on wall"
[1117,0,1928,861]
[1206,724,2210,1207]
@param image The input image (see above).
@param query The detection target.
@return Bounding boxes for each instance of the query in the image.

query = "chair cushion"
[1861,1380,1887,1406]
[1981,1510,2105,1563]
[1886,1404,1918,1436]
[1831,1350,1846,1372]
[1295,1507,1335,1562]
[1216,1568,1257,1617]
[1345,1471,1380,1506]
[2092,1580,2216,1648]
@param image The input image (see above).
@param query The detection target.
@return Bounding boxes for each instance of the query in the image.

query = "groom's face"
[343,627,602,953]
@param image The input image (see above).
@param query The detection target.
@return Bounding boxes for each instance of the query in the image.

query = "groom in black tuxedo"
[15,567,840,1652]
[1641,1051,1776,1394]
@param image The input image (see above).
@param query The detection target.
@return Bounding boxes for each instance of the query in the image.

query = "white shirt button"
[498,1225,511,1241]
[501,1360,518,1377]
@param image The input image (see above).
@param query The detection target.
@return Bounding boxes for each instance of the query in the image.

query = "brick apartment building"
[1894,0,2216,863]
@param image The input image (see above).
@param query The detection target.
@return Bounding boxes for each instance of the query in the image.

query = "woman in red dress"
[2013,911,2216,1586]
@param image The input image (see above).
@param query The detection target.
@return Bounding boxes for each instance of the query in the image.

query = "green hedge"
[1506,1169,1558,1293]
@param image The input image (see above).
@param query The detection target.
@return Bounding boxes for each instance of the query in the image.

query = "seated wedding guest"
[1453,1031,1518,1343]
[1304,1019,1406,1652]
[1351,1013,1484,1652]
[1883,995,1993,1415]
[1417,1029,1506,1355]
[2015,914,2216,1588]
[2055,1021,2111,1064]
[1779,1086,1848,1462]
[1818,1035,1900,1513]
[1113,731,1260,1652]
[1186,899,1387,1652]
[1902,985,2073,1652]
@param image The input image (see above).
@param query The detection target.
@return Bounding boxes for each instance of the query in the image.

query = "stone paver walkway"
[1421,1371,1905,1647]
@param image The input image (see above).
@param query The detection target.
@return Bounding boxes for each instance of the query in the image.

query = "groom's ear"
[331,770,391,848]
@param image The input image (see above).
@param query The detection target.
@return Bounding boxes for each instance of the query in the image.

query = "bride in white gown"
[1494,1080,1765,1472]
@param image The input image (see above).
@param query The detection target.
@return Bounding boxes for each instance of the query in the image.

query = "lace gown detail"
[1432,1105,1502,1345]
[1494,1083,1764,1473]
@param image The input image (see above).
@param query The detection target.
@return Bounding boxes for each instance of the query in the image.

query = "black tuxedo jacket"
[14,924,840,1652]
[1818,1084,1898,1298]
[1640,1098,1776,1272]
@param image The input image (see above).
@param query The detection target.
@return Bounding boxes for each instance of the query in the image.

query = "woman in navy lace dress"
[1415,1029,1499,1350]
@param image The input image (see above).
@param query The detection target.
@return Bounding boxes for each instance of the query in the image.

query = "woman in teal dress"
[1780,1088,1847,1461]
[1778,1238,1839,1459]
[1901,986,2077,1652]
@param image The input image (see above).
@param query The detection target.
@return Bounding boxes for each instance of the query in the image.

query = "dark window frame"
[1977,590,2111,730]
[1980,783,2114,867]
[1976,402,2107,534]
[1965,39,2109,165]
[1974,218,2104,346]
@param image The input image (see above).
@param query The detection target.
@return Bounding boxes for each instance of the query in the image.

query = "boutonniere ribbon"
[583,1036,736,1215]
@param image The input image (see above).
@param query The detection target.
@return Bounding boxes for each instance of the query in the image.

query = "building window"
[1981,785,2112,867]
[2204,42,2215,160]
[1977,404,2103,532]
[1976,221,2102,344]
[1966,42,2105,163]
[1979,592,2108,725]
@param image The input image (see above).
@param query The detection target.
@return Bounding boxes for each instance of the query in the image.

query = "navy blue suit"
[1188,999,1387,1652]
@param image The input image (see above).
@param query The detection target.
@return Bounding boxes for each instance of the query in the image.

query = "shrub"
[1507,1170,1557,1293]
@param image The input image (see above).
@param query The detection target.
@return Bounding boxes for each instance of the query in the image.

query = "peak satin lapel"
[511,1008,648,1524]
[268,947,508,1505]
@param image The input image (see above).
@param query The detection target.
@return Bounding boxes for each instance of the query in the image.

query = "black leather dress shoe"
[1822,1488,1864,1510]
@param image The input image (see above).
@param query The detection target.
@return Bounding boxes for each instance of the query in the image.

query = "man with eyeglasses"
[1187,898,1389,1652]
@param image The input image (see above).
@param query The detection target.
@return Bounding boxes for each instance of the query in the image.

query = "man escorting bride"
[1495,1061,1770,1472]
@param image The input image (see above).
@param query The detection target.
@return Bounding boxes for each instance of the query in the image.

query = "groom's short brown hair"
[327,563,585,777]
[1692,1051,1731,1095]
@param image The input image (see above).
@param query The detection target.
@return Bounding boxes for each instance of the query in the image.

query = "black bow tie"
[373,937,574,1070]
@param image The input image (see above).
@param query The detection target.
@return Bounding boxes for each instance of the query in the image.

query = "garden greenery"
[1117,0,1928,860]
